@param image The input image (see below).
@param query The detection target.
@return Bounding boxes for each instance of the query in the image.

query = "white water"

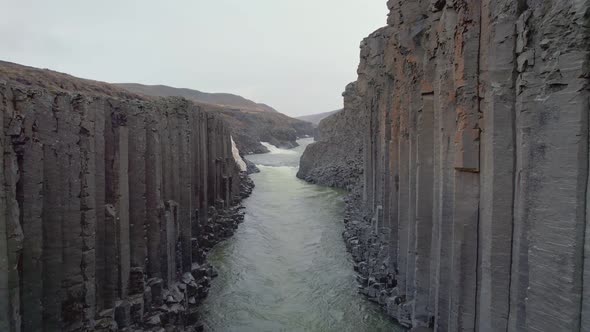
[260,141,298,155]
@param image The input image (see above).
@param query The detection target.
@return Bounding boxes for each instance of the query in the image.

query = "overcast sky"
[0,0,386,116]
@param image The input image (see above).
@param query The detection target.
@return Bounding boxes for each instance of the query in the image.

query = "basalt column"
[0,74,245,331]
[0,84,8,331]
[338,0,590,330]
[477,1,518,330]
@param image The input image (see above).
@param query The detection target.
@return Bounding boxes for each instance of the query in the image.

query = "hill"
[116,83,278,114]
[297,109,340,126]
[117,83,314,154]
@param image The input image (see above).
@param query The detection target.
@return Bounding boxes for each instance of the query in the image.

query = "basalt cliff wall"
[303,1,590,330]
[0,62,251,331]
[297,82,364,190]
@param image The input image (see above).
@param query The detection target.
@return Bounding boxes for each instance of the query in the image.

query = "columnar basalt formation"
[0,62,250,331]
[304,1,589,330]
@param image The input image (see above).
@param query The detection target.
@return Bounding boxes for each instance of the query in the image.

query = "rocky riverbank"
[96,202,250,332]
[0,61,254,331]
[341,189,400,323]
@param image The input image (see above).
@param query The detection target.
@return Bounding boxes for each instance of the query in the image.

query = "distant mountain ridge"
[297,109,340,126]
[116,83,278,114]
[116,83,314,154]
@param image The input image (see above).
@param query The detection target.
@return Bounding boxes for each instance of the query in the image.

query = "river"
[201,138,401,332]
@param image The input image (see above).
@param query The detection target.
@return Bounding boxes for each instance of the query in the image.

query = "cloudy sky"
[0,0,386,116]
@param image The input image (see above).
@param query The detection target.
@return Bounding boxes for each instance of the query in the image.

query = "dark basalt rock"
[300,1,590,330]
[245,158,261,174]
[0,61,255,331]
[297,82,364,191]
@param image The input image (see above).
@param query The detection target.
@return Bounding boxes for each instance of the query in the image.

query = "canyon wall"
[304,0,589,330]
[297,82,364,190]
[0,63,250,331]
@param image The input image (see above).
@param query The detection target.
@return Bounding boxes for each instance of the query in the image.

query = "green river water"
[201,138,402,332]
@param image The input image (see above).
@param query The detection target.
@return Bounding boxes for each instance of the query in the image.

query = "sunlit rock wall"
[0,65,245,331]
[349,0,589,331]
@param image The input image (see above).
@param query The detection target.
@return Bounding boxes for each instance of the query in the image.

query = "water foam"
[260,142,297,155]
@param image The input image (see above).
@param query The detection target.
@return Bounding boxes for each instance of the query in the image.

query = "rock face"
[303,1,590,330]
[297,83,364,190]
[0,61,252,331]
[116,83,315,155]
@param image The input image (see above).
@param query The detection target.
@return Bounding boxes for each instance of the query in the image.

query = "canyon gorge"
[1,0,589,331]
